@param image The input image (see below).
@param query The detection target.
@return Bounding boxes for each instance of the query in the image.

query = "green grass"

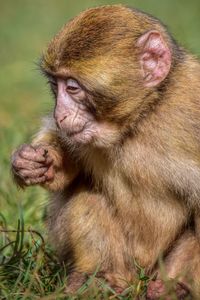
[0,0,200,298]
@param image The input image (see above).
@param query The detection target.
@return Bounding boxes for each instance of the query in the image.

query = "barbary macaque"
[11,5,200,299]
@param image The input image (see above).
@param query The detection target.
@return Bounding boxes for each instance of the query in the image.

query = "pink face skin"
[51,78,119,147]
[54,78,94,142]
[49,31,171,147]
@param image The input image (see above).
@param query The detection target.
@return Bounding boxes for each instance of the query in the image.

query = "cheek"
[59,108,93,133]
[65,120,120,147]
[92,121,121,147]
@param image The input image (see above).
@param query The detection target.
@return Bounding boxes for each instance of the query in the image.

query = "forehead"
[42,6,146,72]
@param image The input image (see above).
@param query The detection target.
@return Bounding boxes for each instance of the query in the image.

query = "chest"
[81,134,200,210]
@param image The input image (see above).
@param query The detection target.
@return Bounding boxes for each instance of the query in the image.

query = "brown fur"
[12,5,200,298]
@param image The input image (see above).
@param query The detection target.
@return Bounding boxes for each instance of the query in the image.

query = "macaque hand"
[11,144,54,187]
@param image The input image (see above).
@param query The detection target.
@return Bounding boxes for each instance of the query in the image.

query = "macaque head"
[41,5,175,147]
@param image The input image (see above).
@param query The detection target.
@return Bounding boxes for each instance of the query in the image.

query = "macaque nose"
[54,96,69,128]
[54,89,72,129]
[55,115,67,129]
[54,105,68,129]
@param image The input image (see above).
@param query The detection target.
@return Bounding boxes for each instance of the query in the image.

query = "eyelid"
[66,78,80,88]
[48,78,82,93]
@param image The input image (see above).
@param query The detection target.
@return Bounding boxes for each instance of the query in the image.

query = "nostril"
[60,115,67,123]
[56,115,67,128]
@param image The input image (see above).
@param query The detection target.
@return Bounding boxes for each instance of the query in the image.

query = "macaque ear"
[137,30,172,87]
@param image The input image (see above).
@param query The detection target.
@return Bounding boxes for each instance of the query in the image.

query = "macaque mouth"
[55,115,90,137]
[67,127,85,137]
[66,122,89,137]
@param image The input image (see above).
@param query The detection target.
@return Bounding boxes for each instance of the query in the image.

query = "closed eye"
[66,78,81,94]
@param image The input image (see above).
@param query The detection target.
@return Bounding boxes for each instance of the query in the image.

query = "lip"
[67,122,88,137]
[68,127,84,137]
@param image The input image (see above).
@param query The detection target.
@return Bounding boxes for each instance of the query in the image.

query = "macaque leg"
[147,231,200,299]
[47,186,134,293]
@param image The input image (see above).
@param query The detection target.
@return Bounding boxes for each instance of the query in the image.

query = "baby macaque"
[11,5,200,299]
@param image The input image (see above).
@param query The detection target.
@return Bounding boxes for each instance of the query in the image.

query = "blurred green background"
[0,0,200,230]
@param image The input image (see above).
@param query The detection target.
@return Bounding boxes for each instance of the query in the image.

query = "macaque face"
[49,77,120,147]
[43,7,172,148]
